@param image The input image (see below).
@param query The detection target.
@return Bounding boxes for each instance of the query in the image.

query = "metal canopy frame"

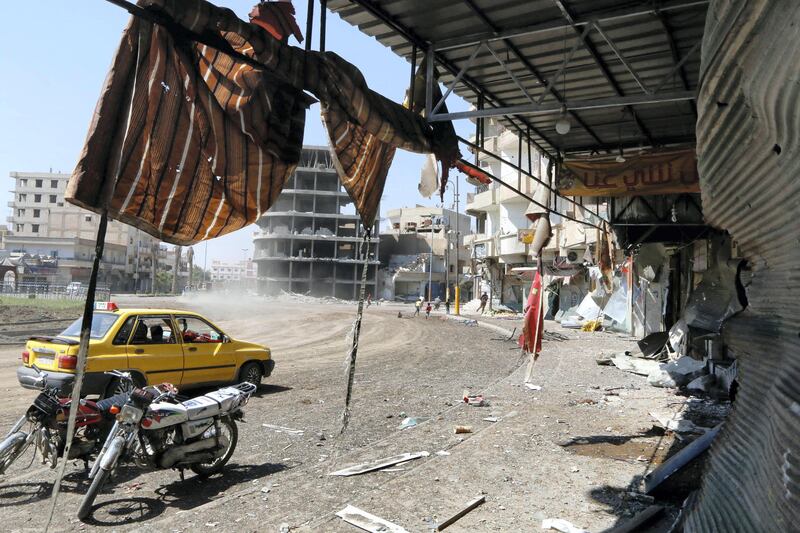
[329,0,707,157]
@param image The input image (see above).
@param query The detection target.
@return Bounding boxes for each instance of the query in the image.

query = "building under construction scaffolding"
[252,146,379,299]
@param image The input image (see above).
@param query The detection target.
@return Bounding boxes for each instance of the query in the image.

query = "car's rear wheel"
[239,362,263,387]
[104,373,144,398]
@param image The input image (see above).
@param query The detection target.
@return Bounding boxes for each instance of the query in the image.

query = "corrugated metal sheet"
[328,0,705,155]
[691,1,800,531]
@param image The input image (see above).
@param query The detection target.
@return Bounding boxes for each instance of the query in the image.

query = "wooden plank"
[336,505,409,533]
[329,451,429,476]
[436,495,486,531]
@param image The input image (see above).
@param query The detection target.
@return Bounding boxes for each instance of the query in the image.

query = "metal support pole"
[44,211,108,531]
[409,45,417,109]
[425,47,434,118]
[474,94,483,165]
[454,175,461,315]
[319,0,327,52]
[305,0,315,52]
[428,226,433,301]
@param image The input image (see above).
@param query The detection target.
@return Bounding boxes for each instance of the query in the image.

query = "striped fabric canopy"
[68,0,457,244]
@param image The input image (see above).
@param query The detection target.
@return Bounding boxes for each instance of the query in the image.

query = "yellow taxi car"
[17,302,274,397]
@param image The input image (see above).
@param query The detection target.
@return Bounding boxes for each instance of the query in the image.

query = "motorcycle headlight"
[117,404,144,424]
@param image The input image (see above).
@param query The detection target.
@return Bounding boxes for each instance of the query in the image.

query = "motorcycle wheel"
[77,466,110,520]
[190,417,238,477]
[0,432,29,475]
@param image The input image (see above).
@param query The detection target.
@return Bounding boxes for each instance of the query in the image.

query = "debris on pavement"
[605,505,664,533]
[454,425,473,434]
[262,424,304,435]
[435,495,486,531]
[609,353,662,376]
[463,393,488,406]
[645,425,721,494]
[482,416,500,422]
[335,505,409,533]
[525,383,543,391]
[647,356,706,388]
[649,411,710,434]
[541,517,590,533]
[435,450,451,456]
[328,451,430,476]
[397,416,428,429]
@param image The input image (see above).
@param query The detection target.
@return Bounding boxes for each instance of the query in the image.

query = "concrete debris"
[541,518,590,533]
[482,416,500,423]
[454,425,473,434]
[610,354,662,376]
[668,319,689,358]
[649,411,710,434]
[435,495,486,531]
[262,423,304,435]
[335,505,409,533]
[435,450,451,456]
[647,356,707,388]
[525,383,543,390]
[328,451,429,476]
[686,374,717,394]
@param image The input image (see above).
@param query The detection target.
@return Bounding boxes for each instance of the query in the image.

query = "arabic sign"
[557,148,699,197]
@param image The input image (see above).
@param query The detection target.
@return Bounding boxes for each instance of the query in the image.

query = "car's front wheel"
[239,362,263,387]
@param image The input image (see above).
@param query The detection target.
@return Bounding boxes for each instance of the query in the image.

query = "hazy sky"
[0,0,474,265]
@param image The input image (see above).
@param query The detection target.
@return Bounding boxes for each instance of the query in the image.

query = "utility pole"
[203,241,208,289]
[187,247,194,290]
[454,176,461,315]
[171,246,181,295]
[428,217,434,301]
[151,242,158,295]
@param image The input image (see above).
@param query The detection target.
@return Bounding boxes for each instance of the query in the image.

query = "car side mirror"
[222,334,230,343]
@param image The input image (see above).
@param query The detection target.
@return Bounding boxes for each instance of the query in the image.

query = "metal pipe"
[652,40,703,93]
[593,21,651,94]
[305,0,315,52]
[429,91,696,122]
[425,47,434,118]
[432,41,482,115]
[319,0,327,52]
[535,22,593,105]
[459,134,604,223]
[409,44,417,109]
[458,158,601,230]
[485,41,535,105]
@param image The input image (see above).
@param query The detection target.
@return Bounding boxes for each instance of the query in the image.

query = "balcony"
[465,189,496,213]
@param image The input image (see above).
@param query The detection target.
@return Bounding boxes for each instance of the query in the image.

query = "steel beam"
[593,21,652,95]
[429,91,696,122]
[345,0,557,158]
[552,0,654,145]
[434,0,709,52]
[654,8,696,115]
[432,41,483,115]
[461,0,605,146]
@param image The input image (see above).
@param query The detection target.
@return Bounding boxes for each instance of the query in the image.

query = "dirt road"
[0,296,694,532]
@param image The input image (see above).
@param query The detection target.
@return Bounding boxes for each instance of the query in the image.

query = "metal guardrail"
[0,283,111,302]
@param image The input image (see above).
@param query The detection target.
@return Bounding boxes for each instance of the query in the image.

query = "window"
[16,209,24,217]
[31,224,39,233]
[130,316,176,344]
[176,316,224,343]
[112,316,137,345]
[33,209,40,218]
[19,194,26,202]
[15,224,22,232]
[35,179,42,188]
[34,194,41,203]
[84,215,92,222]
[60,313,121,339]
[51,180,58,188]
[19,179,27,187]
[50,195,57,203]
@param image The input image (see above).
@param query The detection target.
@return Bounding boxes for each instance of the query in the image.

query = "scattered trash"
[328,451,429,476]
[605,505,663,533]
[261,485,271,493]
[205,523,219,528]
[541,518,589,533]
[610,354,662,376]
[398,416,428,429]
[581,320,601,332]
[649,411,710,434]
[570,466,580,473]
[686,374,717,394]
[482,416,500,423]
[636,455,648,462]
[435,450,451,456]
[336,504,409,533]
[525,383,543,391]
[645,425,721,494]
[262,424,304,435]
[454,425,473,434]
[463,393,488,406]
[278,523,290,533]
[647,356,707,388]
[435,495,486,531]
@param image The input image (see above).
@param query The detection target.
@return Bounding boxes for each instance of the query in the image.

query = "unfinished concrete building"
[252,146,379,299]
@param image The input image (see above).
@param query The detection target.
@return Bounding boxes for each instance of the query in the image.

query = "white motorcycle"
[77,371,256,520]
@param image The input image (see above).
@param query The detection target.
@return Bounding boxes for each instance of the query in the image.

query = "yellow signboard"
[557,147,699,197]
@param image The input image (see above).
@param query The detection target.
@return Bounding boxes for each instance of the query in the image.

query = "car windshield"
[59,313,120,339]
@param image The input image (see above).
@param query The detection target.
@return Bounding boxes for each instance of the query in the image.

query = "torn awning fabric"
[67,0,455,244]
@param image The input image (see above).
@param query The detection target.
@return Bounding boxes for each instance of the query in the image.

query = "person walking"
[445,298,451,315]
[425,301,432,319]
[414,297,422,317]
[477,292,489,314]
